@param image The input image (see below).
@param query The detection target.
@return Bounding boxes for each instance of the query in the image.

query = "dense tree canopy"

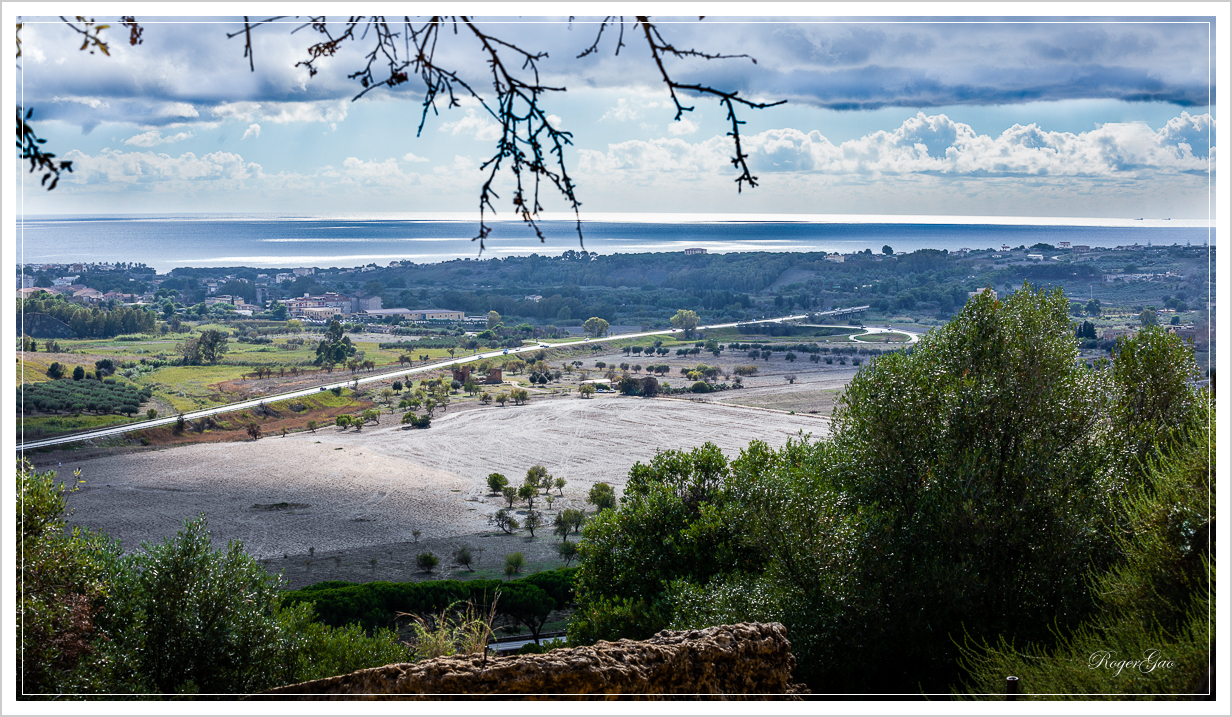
[570,286,1209,693]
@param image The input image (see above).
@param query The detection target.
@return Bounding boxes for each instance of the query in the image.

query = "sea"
[15,214,1216,272]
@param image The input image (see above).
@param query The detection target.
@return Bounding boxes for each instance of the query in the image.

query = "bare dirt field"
[43,396,826,589]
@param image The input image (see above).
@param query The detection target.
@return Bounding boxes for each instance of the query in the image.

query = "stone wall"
[250,622,807,700]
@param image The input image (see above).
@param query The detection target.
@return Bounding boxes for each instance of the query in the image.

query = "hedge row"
[282,567,577,634]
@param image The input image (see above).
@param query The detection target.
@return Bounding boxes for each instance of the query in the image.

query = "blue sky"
[12,11,1221,221]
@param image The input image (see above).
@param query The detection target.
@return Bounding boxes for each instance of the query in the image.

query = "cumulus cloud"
[667,118,699,136]
[578,112,1215,180]
[59,148,261,188]
[601,98,642,122]
[402,152,430,163]
[212,100,347,125]
[242,123,261,140]
[439,108,502,141]
[123,129,194,147]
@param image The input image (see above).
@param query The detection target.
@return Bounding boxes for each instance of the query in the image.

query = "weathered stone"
[249,622,807,699]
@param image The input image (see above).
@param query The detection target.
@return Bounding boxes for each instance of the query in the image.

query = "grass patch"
[18,413,144,440]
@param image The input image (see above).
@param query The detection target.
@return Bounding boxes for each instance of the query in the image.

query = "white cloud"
[573,112,1214,194]
[59,149,261,188]
[51,95,109,110]
[211,100,347,125]
[439,108,502,141]
[124,129,194,147]
[667,118,699,136]
[402,152,430,163]
[546,114,563,129]
[242,123,261,140]
[156,102,200,119]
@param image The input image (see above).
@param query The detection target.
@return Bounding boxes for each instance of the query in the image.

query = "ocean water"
[16,214,1215,272]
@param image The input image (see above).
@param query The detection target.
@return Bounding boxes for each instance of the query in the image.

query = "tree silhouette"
[232,16,783,250]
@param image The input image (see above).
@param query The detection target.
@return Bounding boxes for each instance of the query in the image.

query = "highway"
[16,311,917,452]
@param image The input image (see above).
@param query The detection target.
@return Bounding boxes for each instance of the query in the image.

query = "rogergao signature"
[1088,649,1177,676]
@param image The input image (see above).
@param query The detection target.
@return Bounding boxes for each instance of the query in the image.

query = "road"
[16,313,918,452]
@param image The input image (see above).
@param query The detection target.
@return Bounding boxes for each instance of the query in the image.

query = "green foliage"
[400,411,430,428]
[1111,326,1200,463]
[18,293,157,338]
[577,285,1205,694]
[571,444,751,646]
[177,328,229,365]
[486,472,509,494]
[586,482,616,512]
[416,552,439,573]
[670,309,700,338]
[583,316,609,337]
[98,515,293,694]
[17,460,123,696]
[504,552,527,575]
[285,569,580,645]
[19,376,152,416]
[956,399,1212,698]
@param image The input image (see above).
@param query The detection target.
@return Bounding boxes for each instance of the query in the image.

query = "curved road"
[17,314,919,452]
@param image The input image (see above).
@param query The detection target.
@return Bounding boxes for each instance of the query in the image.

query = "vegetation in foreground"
[568,285,1212,696]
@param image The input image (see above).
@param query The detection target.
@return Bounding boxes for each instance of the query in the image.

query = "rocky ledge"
[249,622,807,699]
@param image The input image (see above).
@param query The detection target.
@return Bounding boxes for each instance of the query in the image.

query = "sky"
[10,9,1223,222]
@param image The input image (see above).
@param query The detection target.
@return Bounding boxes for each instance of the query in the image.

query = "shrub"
[486,473,509,494]
[587,482,617,512]
[489,508,519,534]
[415,552,439,573]
[504,552,527,573]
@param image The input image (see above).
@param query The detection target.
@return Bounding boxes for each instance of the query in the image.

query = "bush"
[504,552,526,575]
[415,552,439,573]
[486,473,509,494]
[587,482,617,512]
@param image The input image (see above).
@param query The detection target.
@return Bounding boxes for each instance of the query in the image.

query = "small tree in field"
[523,510,543,538]
[335,415,352,429]
[588,483,617,512]
[578,384,595,399]
[415,552,439,573]
[502,486,518,509]
[526,465,550,492]
[487,473,509,495]
[554,477,567,495]
[505,552,526,575]
[557,541,579,567]
[553,512,572,542]
[562,508,585,535]
[489,509,519,535]
[453,545,475,571]
[518,484,536,510]
[245,423,262,440]
[306,420,317,433]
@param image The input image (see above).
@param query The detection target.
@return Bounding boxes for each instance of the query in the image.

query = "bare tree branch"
[233,16,783,249]
[635,17,786,193]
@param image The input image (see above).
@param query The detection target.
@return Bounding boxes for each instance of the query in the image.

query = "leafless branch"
[635,17,786,193]
[232,16,782,249]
